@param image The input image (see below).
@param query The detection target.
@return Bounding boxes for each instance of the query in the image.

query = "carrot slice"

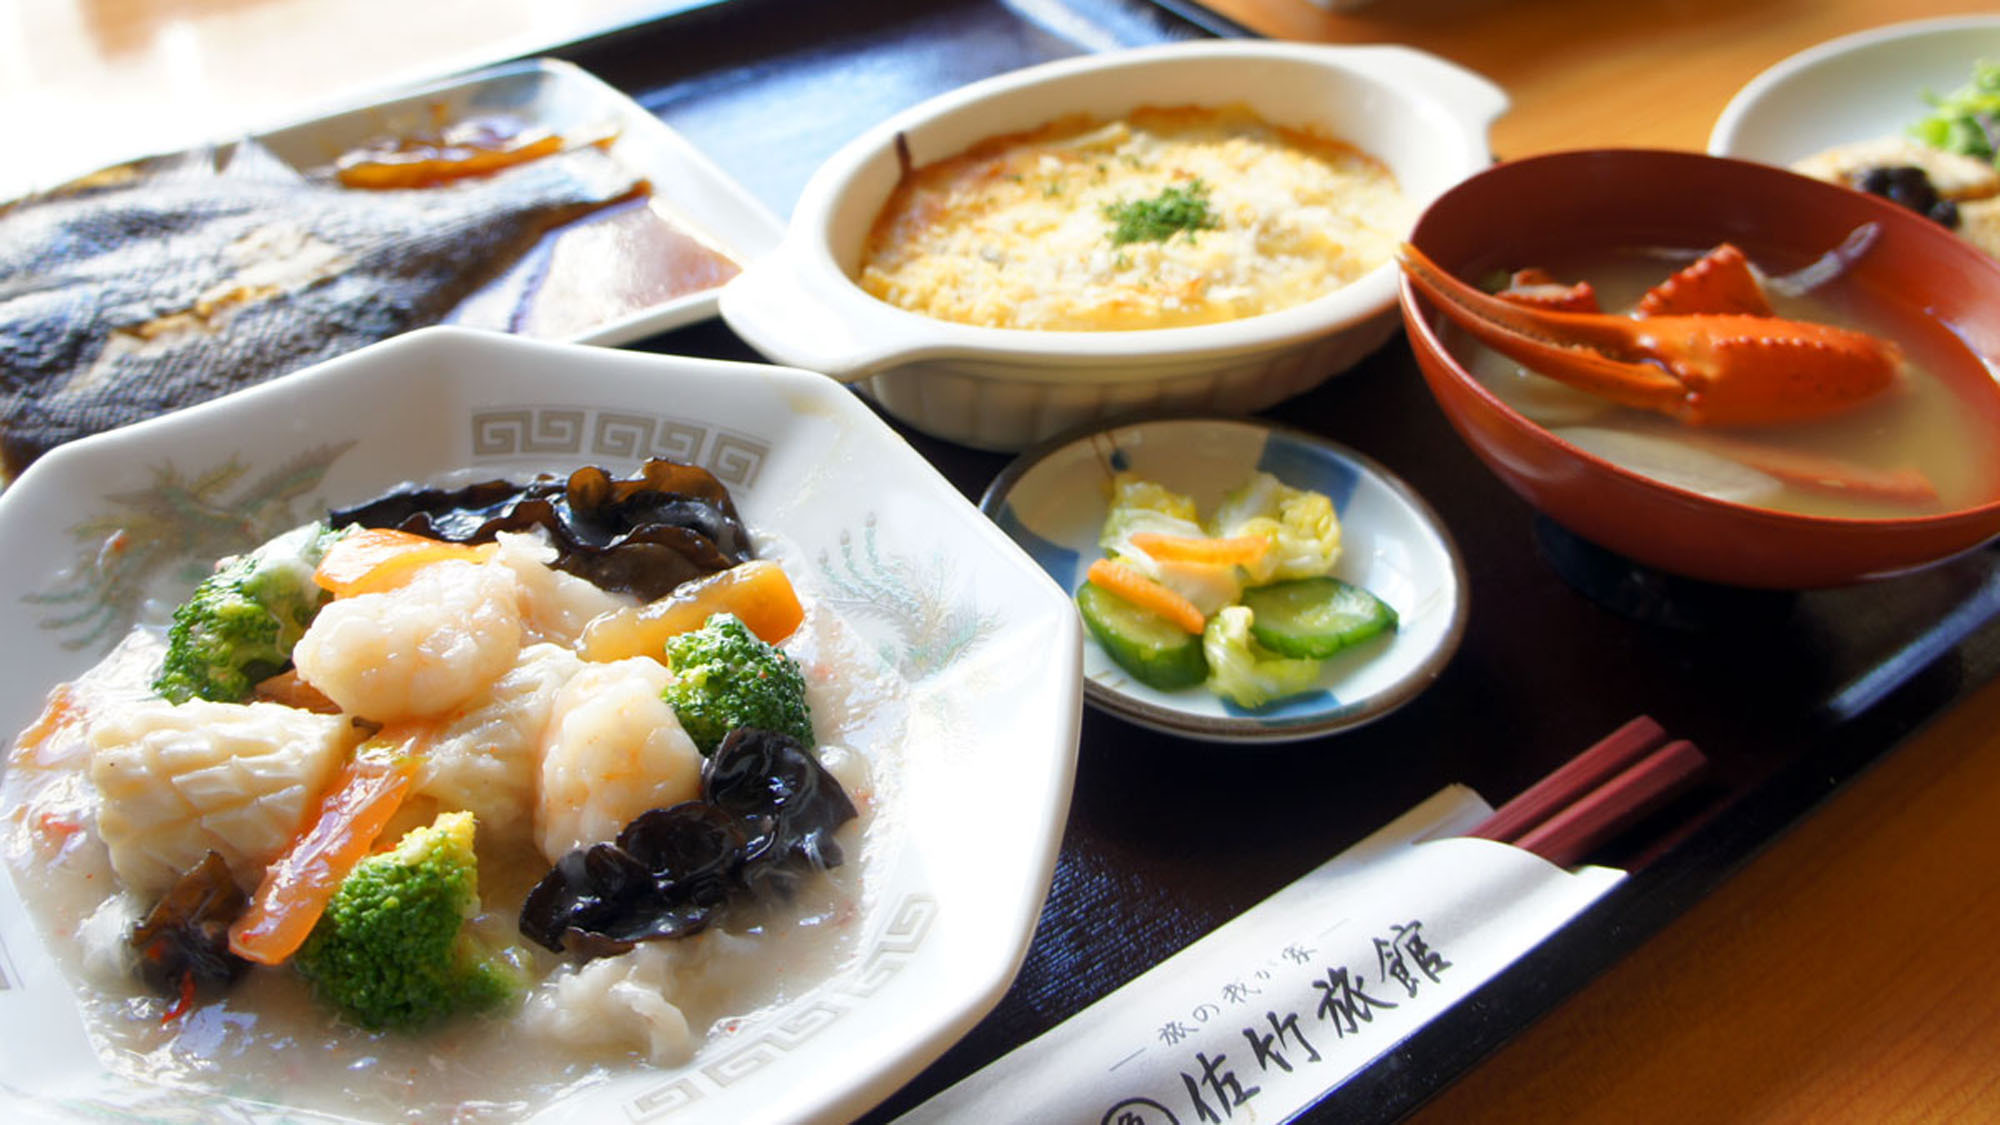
[1692,436,1939,505]
[1128,531,1271,568]
[335,132,564,190]
[579,559,805,663]
[1085,558,1207,635]
[227,729,426,965]
[314,528,496,598]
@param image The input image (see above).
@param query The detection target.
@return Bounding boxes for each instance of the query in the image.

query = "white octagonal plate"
[0,327,1080,1124]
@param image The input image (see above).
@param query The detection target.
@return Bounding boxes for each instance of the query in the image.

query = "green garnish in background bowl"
[1909,59,2000,164]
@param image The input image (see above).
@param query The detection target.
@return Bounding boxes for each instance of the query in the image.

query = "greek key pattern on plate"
[627,891,938,1120]
[627,1079,704,1119]
[848,893,940,997]
[468,407,771,488]
[702,1001,845,1087]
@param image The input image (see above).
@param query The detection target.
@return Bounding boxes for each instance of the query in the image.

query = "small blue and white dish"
[981,414,1469,744]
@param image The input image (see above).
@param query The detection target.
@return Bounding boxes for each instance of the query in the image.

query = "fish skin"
[0,140,645,478]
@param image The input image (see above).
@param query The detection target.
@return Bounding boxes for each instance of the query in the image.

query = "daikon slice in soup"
[1449,245,2000,519]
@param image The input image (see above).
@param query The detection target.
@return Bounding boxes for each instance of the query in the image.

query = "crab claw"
[1635,243,1774,318]
[1497,268,1601,313]
[1398,242,1903,427]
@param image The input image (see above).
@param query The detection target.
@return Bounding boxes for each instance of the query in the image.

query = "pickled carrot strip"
[579,559,805,663]
[314,528,496,598]
[228,729,426,965]
[1128,531,1271,568]
[1085,558,1207,635]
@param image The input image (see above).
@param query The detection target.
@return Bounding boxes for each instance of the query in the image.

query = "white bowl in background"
[0,326,1081,1125]
[720,41,1507,451]
[1709,15,2000,167]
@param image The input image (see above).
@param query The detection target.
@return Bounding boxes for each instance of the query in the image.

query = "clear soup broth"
[1450,246,2000,520]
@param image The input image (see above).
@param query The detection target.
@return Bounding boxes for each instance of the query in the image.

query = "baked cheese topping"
[858,105,1409,332]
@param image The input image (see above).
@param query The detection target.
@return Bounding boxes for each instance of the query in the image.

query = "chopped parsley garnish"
[1102,179,1220,246]
[1909,59,2000,163]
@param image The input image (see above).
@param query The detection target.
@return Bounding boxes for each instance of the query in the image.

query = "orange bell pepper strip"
[314,527,496,599]
[228,728,427,965]
[579,559,805,663]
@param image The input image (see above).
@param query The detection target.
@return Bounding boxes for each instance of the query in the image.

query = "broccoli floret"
[1202,605,1322,709]
[153,522,339,703]
[293,811,520,1031]
[660,612,814,756]
[1209,472,1343,584]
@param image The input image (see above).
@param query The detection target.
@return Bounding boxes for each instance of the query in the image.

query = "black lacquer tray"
[548,2,2000,1120]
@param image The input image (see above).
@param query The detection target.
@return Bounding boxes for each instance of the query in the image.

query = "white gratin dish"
[719,40,1507,451]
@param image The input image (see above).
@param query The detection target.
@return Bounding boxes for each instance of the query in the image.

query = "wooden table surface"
[9,0,2000,1120]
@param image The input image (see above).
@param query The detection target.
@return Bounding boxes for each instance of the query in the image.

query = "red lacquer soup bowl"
[1399,148,2000,589]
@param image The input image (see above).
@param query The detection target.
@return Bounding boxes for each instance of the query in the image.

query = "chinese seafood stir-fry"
[2,459,897,1121]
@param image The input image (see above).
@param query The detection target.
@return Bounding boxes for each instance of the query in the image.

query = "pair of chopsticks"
[1465,715,1707,867]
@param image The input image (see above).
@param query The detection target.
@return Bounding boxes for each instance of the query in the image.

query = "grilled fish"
[0,139,645,479]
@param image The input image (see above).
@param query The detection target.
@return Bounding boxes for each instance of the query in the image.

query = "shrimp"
[536,657,703,862]
[487,532,636,646]
[292,558,524,723]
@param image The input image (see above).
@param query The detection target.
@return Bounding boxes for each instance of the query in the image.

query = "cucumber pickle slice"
[1241,577,1397,658]
[1075,580,1208,690]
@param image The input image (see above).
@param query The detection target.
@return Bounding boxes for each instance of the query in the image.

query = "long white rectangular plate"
[255,56,784,345]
